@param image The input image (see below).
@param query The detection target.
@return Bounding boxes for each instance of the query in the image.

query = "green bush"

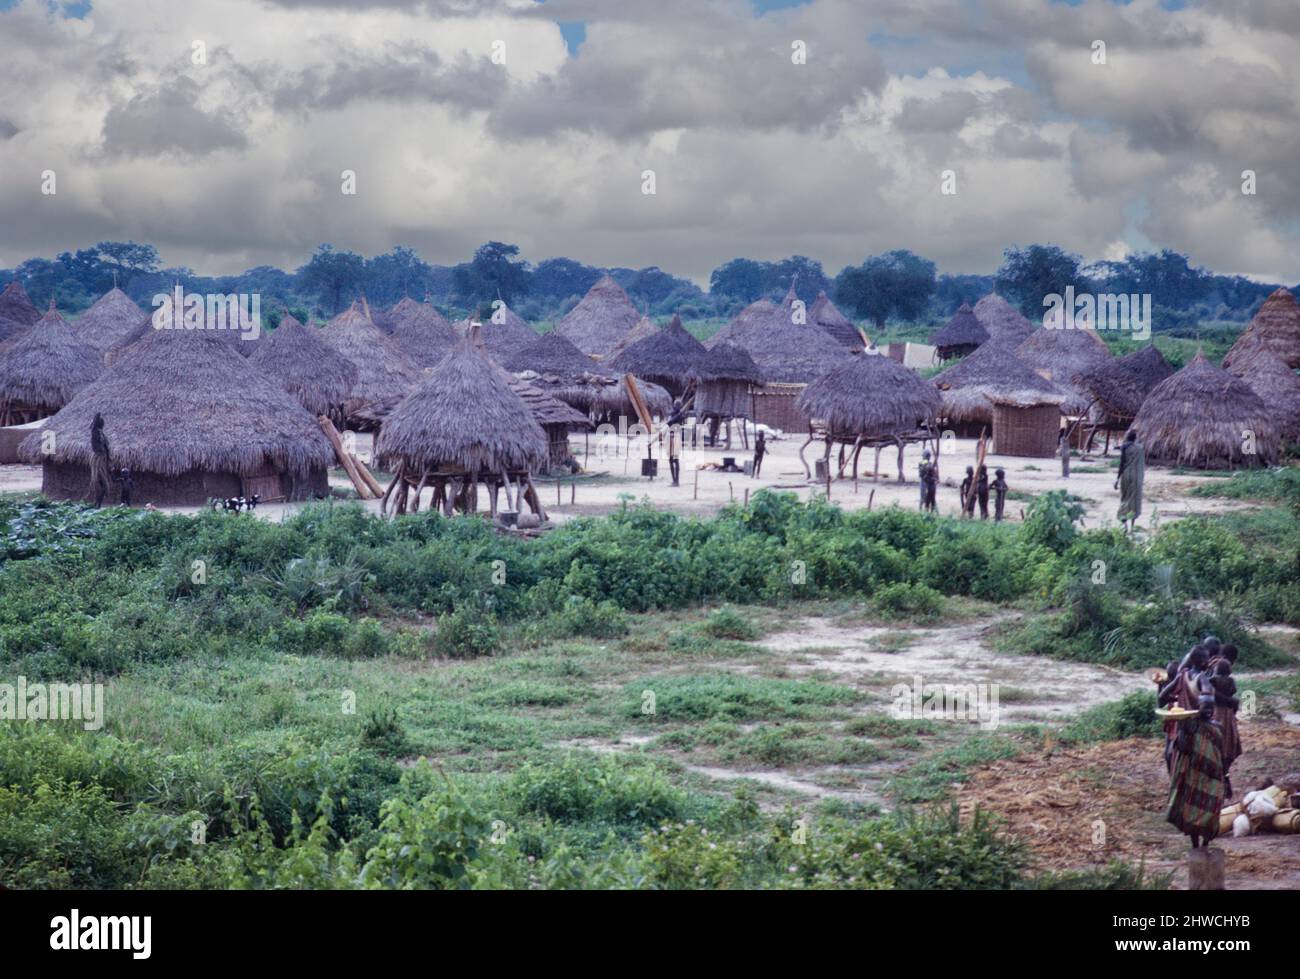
[433,601,501,658]
[700,607,761,641]
[510,755,687,828]
[873,582,944,621]
[1060,692,1162,743]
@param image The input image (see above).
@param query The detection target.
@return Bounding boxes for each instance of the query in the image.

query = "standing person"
[922,451,939,512]
[86,412,113,508]
[665,397,688,487]
[991,468,1008,521]
[116,468,134,508]
[752,430,766,479]
[1210,659,1241,799]
[1116,429,1145,532]
[960,466,975,517]
[1058,428,1071,478]
[1165,673,1226,850]
[975,464,990,520]
[917,450,933,511]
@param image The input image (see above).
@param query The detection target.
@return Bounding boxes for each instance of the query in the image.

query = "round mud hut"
[553,275,643,358]
[1223,288,1300,371]
[321,299,422,427]
[71,287,146,355]
[249,314,358,419]
[374,335,550,519]
[21,327,335,505]
[929,302,989,361]
[932,338,1064,437]
[1131,350,1280,469]
[606,314,707,400]
[796,353,941,481]
[0,301,104,425]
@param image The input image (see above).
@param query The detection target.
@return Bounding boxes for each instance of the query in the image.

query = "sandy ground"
[0,429,1259,530]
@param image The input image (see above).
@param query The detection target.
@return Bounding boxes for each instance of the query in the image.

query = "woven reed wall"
[992,403,1060,458]
[697,380,751,418]
[751,383,809,434]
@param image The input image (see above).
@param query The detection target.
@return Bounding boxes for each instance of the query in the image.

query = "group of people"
[1158,636,1242,848]
[916,451,1009,521]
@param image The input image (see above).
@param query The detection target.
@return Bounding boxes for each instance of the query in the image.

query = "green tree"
[297,245,366,316]
[833,250,937,330]
[451,241,532,307]
[709,258,767,302]
[995,245,1089,318]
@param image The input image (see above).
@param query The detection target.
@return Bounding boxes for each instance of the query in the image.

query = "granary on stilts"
[795,353,942,483]
[20,327,334,505]
[553,275,643,358]
[687,342,764,448]
[1131,350,1280,469]
[249,314,358,420]
[374,334,550,520]
[929,302,989,361]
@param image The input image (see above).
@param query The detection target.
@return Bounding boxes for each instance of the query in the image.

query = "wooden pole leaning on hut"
[318,415,378,499]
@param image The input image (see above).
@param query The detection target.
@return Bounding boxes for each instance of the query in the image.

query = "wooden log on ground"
[318,415,374,499]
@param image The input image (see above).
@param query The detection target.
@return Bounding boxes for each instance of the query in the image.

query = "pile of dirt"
[956,719,1300,889]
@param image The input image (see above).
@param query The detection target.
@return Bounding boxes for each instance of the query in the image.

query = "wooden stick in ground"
[351,454,383,498]
[693,467,699,500]
[318,415,374,499]
[380,460,403,516]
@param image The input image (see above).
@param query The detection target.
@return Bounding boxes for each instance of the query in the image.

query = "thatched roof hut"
[390,301,459,369]
[1075,345,1174,429]
[376,337,547,476]
[606,314,706,398]
[689,342,764,430]
[706,299,777,350]
[0,302,104,423]
[553,275,642,357]
[321,299,422,419]
[1015,323,1112,415]
[809,291,862,350]
[606,315,660,361]
[249,314,358,417]
[930,302,989,360]
[1224,288,1300,370]
[508,378,591,470]
[1132,350,1280,468]
[1225,342,1300,443]
[972,294,1036,346]
[456,305,539,360]
[373,296,422,334]
[932,339,1065,426]
[0,281,40,327]
[20,327,334,504]
[797,354,941,438]
[705,294,850,384]
[502,329,599,377]
[0,314,26,349]
[71,287,145,354]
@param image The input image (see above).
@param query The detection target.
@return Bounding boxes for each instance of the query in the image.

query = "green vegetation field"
[2,471,1298,889]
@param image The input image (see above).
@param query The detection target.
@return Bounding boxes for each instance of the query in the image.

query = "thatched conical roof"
[1075,344,1174,423]
[0,314,28,350]
[1224,342,1300,442]
[507,378,591,431]
[706,299,777,350]
[0,302,103,414]
[390,301,459,369]
[0,281,40,327]
[809,291,861,350]
[706,296,850,384]
[606,314,660,361]
[321,300,422,411]
[553,275,642,357]
[933,339,1064,423]
[248,314,358,417]
[457,305,539,360]
[1132,350,1280,468]
[1015,323,1112,414]
[606,314,706,390]
[19,326,334,476]
[502,330,602,377]
[71,287,145,354]
[797,353,941,436]
[376,337,547,473]
[688,341,764,385]
[1224,288,1300,370]
[373,296,422,334]
[500,330,673,418]
[972,294,1036,346]
[930,302,989,351]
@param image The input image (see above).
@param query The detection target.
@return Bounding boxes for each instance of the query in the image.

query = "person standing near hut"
[917,450,937,512]
[960,466,975,517]
[991,468,1008,521]
[975,464,990,519]
[1165,672,1226,850]
[752,430,766,478]
[87,412,114,508]
[1115,429,1145,532]
[665,397,688,487]
[1058,428,1071,478]
[922,452,939,512]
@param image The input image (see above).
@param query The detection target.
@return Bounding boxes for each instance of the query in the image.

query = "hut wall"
[0,424,38,464]
[544,424,574,471]
[696,380,751,418]
[992,404,1060,458]
[751,383,808,434]
[40,461,327,505]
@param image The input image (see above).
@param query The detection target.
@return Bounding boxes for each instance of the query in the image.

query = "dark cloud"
[894,91,981,133]
[100,77,247,158]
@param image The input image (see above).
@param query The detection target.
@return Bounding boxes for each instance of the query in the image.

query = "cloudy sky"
[0,0,1297,285]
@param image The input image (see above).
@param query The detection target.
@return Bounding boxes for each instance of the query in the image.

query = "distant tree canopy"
[297,245,366,316]
[833,250,937,329]
[995,244,1089,317]
[708,255,829,306]
[451,241,532,308]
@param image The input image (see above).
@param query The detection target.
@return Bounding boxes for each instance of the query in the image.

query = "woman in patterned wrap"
[1165,670,1226,849]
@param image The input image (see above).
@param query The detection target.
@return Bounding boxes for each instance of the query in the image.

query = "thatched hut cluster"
[553,275,642,357]
[1075,345,1174,448]
[249,314,358,418]
[71,287,146,354]
[21,327,334,505]
[375,336,549,518]
[930,302,988,360]
[1015,322,1112,415]
[706,288,850,384]
[932,339,1063,426]
[688,342,764,447]
[607,314,707,399]
[1132,351,1280,468]
[0,302,103,425]
[321,300,422,426]
[1224,288,1300,371]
